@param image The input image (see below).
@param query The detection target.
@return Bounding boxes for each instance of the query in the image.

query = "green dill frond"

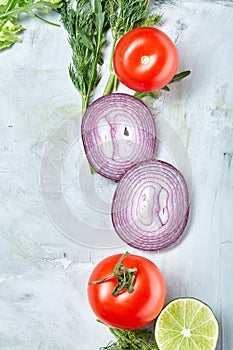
[99,326,159,349]
[137,13,163,27]
[59,0,106,113]
[105,0,161,42]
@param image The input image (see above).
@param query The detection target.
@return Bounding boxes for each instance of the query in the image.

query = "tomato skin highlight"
[113,27,179,92]
[87,254,166,330]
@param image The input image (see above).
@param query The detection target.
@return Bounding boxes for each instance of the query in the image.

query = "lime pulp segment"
[155,298,219,350]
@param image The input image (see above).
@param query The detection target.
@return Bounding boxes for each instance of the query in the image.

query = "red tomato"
[87,253,166,330]
[113,27,178,92]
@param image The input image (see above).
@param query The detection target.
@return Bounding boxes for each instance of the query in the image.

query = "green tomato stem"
[113,74,119,91]
[89,252,137,296]
[102,37,119,95]
[103,73,115,96]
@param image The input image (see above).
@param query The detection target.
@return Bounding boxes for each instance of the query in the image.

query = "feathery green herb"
[99,322,159,350]
[104,0,161,42]
[59,0,106,113]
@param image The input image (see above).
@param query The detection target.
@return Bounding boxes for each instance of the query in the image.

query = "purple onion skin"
[81,93,156,181]
[111,160,189,251]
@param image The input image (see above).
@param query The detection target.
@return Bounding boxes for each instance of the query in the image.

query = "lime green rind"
[155,297,219,350]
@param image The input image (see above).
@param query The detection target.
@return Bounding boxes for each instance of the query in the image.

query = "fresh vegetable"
[60,0,189,102]
[112,160,189,251]
[88,252,166,330]
[102,0,162,95]
[99,323,159,349]
[60,0,190,174]
[155,298,219,350]
[81,93,156,181]
[99,297,219,350]
[59,0,162,111]
[113,27,178,92]
[0,0,66,50]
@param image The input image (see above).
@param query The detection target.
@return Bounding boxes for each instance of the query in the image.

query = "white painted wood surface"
[0,0,233,349]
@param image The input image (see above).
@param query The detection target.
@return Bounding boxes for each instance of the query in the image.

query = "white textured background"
[0,0,233,349]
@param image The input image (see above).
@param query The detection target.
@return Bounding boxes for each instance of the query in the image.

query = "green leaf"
[161,85,170,91]
[0,18,23,33]
[169,70,191,84]
[0,0,8,13]
[161,71,191,91]
[50,0,69,4]
[97,50,103,65]
[0,0,8,6]
[134,91,158,99]
[0,0,18,14]
[0,18,24,50]
[33,12,60,26]
[94,0,105,43]
[77,27,95,52]
[138,13,163,27]
[0,0,65,46]
[0,40,12,48]
[0,0,67,21]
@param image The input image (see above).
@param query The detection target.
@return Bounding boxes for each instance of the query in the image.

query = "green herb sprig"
[59,0,106,114]
[0,0,66,50]
[98,321,159,350]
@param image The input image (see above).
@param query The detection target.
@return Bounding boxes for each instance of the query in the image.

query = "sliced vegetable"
[88,252,166,330]
[155,298,219,350]
[81,93,156,181]
[112,160,189,251]
[113,27,178,92]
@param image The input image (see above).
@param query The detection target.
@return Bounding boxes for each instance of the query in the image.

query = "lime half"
[155,298,219,350]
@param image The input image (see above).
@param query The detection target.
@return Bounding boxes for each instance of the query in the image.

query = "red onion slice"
[111,160,189,251]
[81,93,156,181]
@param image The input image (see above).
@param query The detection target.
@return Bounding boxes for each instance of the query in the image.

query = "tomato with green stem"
[88,252,166,330]
[113,27,179,92]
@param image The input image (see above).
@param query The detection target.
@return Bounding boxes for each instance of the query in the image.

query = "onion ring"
[81,93,156,181]
[112,160,189,250]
